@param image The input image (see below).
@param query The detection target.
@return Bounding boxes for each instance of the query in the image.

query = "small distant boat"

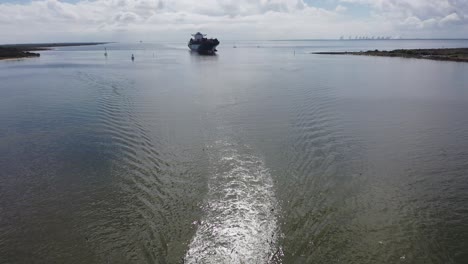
[188,32,219,54]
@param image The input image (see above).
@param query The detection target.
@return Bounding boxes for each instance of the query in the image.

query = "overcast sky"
[1,0,467,43]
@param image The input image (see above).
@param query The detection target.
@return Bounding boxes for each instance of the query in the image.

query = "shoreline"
[313,48,468,62]
[0,42,110,60]
[0,48,41,60]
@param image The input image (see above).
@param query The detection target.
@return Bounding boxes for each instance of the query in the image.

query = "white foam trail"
[185,140,280,264]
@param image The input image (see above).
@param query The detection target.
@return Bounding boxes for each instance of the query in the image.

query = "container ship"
[188,32,219,54]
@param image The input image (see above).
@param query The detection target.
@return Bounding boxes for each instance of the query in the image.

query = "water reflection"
[1,40,468,264]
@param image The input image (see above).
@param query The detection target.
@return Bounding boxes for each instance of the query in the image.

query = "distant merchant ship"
[188,32,219,54]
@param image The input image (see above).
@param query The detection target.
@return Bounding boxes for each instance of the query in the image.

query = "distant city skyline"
[1,0,467,43]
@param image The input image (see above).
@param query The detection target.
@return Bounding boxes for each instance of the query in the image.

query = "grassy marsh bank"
[314,48,468,62]
[0,42,109,60]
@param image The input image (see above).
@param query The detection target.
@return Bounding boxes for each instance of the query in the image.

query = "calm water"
[1,40,468,264]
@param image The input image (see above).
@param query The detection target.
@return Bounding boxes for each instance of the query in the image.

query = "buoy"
[104,48,107,57]
[131,54,134,61]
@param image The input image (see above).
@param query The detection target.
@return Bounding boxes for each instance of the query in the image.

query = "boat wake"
[185,140,281,263]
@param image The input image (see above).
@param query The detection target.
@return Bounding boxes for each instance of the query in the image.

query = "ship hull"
[188,42,219,54]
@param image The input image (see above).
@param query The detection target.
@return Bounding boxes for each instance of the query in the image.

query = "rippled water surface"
[1,40,468,264]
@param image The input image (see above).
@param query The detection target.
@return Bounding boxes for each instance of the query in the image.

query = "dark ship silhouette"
[188,32,219,54]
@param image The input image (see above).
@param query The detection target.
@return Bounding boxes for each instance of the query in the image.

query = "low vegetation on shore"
[313,48,468,62]
[0,42,109,60]
[0,47,40,60]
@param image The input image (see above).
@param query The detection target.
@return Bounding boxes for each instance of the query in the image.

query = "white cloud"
[341,0,467,23]
[400,16,423,30]
[439,12,462,26]
[0,0,352,42]
[335,5,347,13]
[340,0,468,37]
[0,0,467,43]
